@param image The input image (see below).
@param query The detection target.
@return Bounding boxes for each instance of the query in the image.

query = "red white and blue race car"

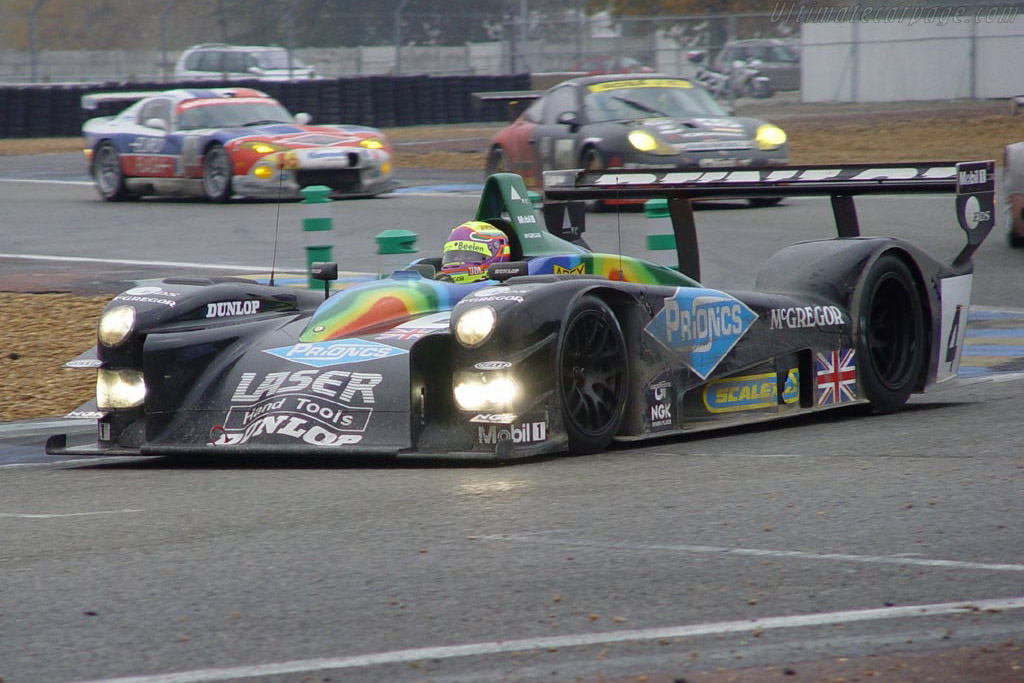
[81,87,394,201]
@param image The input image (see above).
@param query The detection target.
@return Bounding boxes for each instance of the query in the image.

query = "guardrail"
[0,73,531,138]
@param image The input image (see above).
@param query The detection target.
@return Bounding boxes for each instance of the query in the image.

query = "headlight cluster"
[454,306,496,347]
[359,138,384,150]
[628,130,676,155]
[755,124,787,150]
[454,374,520,411]
[96,369,146,409]
[245,141,288,155]
[98,305,135,347]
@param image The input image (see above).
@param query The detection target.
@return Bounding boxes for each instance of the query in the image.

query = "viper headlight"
[96,368,146,409]
[453,374,520,411]
[360,138,384,150]
[244,141,288,155]
[755,124,787,150]
[253,163,275,179]
[454,306,496,347]
[628,130,675,155]
[98,305,136,347]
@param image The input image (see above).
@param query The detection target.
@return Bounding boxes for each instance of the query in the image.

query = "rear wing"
[471,90,543,120]
[543,161,995,281]
[81,91,168,110]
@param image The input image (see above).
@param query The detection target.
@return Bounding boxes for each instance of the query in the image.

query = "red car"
[81,87,394,201]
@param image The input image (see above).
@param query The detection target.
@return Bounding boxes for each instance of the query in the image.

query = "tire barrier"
[0,73,532,139]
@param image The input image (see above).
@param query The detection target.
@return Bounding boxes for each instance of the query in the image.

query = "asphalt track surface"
[1,156,1023,683]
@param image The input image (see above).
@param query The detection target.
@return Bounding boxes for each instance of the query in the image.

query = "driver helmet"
[439,221,510,284]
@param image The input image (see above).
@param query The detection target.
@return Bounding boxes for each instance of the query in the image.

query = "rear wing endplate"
[543,161,995,281]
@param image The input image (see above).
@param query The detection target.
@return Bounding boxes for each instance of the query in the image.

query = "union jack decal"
[816,348,857,406]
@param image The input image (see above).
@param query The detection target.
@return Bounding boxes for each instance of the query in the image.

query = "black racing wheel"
[557,295,629,454]
[485,146,508,175]
[856,253,926,413]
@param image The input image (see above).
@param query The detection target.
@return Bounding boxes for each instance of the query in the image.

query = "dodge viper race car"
[479,74,788,200]
[47,161,993,460]
[81,87,393,201]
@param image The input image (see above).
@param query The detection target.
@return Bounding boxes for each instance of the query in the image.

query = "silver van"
[174,44,316,81]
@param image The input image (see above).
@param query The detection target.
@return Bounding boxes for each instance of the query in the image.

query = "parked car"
[712,38,801,93]
[569,55,656,75]
[174,44,316,81]
[81,87,393,201]
[480,74,788,198]
[1004,140,1024,246]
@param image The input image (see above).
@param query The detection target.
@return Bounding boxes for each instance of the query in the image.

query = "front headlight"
[453,374,520,411]
[628,130,675,155]
[360,138,384,150]
[96,369,146,409]
[454,306,496,347]
[98,305,136,347]
[755,124,787,150]
[244,141,288,155]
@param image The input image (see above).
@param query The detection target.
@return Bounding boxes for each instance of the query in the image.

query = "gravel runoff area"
[1,96,1022,422]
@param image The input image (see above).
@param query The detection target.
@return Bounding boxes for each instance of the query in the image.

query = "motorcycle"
[685,50,774,100]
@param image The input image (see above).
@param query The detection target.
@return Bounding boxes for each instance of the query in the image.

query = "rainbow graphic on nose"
[300,276,490,342]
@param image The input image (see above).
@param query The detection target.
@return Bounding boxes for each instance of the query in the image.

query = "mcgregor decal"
[478,421,547,445]
[264,339,407,367]
[210,369,381,447]
[816,349,857,406]
[113,285,181,308]
[769,305,844,330]
[644,288,758,379]
[703,369,799,413]
[206,300,260,318]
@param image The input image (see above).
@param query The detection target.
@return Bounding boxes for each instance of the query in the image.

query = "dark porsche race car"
[48,161,993,460]
[480,74,788,196]
[81,87,393,201]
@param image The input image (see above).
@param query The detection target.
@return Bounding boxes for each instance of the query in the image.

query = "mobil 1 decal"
[209,368,381,447]
[644,288,757,379]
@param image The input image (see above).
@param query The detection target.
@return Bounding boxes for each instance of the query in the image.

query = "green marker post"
[301,185,333,289]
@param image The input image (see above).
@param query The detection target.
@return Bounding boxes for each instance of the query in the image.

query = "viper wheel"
[856,253,925,414]
[557,296,629,454]
[202,144,233,202]
[93,143,134,201]
[485,146,508,175]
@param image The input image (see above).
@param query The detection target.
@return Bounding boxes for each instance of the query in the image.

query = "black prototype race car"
[48,161,994,460]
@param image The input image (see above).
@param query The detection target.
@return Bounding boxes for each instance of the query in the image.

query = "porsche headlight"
[454,306,496,347]
[360,138,384,150]
[628,130,676,155]
[454,374,520,411]
[96,369,146,409]
[755,124,787,150]
[98,305,136,347]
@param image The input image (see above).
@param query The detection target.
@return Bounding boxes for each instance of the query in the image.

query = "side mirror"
[144,118,167,131]
[556,111,579,127]
[310,261,338,299]
[294,112,312,125]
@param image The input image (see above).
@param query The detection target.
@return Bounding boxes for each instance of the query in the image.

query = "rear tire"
[855,254,925,414]
[202,144,233,202]
[557,296,629,454]
[93,143,134,201]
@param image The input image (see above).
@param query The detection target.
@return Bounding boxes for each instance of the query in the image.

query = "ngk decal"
[478,421,547,445]
[211,369,381,447]
[647,380,673,431]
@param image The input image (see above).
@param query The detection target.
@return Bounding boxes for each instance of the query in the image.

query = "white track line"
[0,508,143,519]
[66,596,1024,683]
[486,533,1024,573]
[0,252,269,271]
[0,178,92,186]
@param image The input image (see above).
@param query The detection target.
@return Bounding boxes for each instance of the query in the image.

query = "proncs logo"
[265,339,407,367]
[644,288,757,379]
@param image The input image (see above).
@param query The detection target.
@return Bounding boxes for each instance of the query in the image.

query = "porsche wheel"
[202,144,233,202]
[485,146,508,175]
[557,296,628,454]
[856,253,925,414]
[580,147,606,171]
[93,143,133,201]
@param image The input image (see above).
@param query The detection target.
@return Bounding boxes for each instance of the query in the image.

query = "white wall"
[803,19,1024,102]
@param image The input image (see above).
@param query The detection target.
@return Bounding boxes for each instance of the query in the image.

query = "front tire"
[202,144,233,202]
[855,253,925,414]
[92,143,133,201]
[485,146,508,176]
[557,296,629,454]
